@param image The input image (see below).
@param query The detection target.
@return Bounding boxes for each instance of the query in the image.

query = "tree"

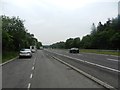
[110,33,120,49]
[2,15,27,50]
[65,38,74,49]
[73,37,80,48]
[1,15,42,52]
[50,41,65,49]
[81,35,92,49]
[80,15,120,50]
[37,42,42,49]
[97,22,104,32]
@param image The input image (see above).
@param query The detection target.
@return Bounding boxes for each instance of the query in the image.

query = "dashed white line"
[27,53,37,89]
[107,58,118,62]
[32,66,35,70]
[27,83,31,89]
[30,74,33,79]
[33,57,36,65]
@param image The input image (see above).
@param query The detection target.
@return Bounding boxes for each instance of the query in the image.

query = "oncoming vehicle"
[19,49,32,58]
[69,48,79,53]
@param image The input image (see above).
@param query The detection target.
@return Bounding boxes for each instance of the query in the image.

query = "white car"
[19,49,32,58]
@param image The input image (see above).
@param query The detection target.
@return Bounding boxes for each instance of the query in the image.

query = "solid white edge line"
[107,58,118,62]
[52,56,116,90]
[49,51,120,73]
[0,56,19,66]
[27,83,31,89]
[84,61,120,73]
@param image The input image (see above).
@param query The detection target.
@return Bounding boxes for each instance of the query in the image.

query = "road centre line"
[30,74,33,79]
[47,50,120,73]
[32,66,34,70]
[27,83,31,89]
[107,58,118,62]
[33,57,36,65]
[34,57,36,63]
[28,55,37,88]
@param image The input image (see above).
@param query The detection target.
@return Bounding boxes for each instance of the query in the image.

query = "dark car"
[69,48,79,53]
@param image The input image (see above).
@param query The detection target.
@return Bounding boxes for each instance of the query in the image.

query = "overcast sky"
[1,0,119,45]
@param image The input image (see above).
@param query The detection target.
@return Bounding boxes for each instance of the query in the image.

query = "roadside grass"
[2,51,19,63]
[80,49,120,56]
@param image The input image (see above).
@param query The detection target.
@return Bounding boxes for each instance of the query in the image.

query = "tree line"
[1,15,42,53]
[50,15,120,50]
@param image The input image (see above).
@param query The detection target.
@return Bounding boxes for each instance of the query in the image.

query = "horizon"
[1,0,119,45]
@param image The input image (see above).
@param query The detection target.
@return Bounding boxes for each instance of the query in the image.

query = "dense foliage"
[81,16,120,49]
[50,37,80,49]
[51,16,120,50]
[2,15,42,53]
[50,41,65,49]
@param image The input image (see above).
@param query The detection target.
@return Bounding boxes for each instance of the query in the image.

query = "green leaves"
[51,37,81,49]
[1,15,42,52]
[81,16,120,49]
[51,15,120,50]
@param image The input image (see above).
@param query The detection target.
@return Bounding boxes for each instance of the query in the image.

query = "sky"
[1,0,119,45]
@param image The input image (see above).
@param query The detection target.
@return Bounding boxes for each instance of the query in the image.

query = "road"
[2,50,106,89]
[44,49,119,89]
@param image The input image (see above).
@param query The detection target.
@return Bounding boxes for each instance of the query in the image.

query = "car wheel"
[19,56,21,58]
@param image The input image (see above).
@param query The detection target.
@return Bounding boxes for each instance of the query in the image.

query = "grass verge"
[80,49,120,56]
[2,51,19,63]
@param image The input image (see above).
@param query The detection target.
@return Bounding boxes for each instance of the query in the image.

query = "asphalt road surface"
[2,50,106,89]
[44,49,120,89]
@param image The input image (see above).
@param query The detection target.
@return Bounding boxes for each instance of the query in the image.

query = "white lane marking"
[81,52,119,57]
[27,83,31,88]
[107,58,118,62]
[47,50,120,73]
[34,59,36,63]
[32,66,35,70]
[0,56,19,66]
[30,74,33,79]
[52,56,115,89]
[33,58,36,65]
[84,61,119,73]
